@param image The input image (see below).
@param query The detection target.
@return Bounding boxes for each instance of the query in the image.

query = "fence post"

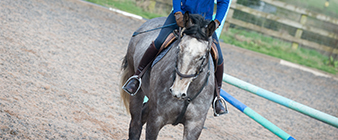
[223,0,236,32]
[224,9,234,32]
[292,14,307,49]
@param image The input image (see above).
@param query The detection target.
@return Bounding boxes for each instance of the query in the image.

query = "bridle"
[172,27,212,125]
[173,27,211,80]
[174,47,210,80]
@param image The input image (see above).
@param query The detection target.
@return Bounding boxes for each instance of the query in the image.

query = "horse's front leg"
[183,119,205,140]
[145,110,165,140]
[128,90,145,140]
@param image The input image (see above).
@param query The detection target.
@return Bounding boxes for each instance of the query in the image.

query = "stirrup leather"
[213,96,229,116]
[122,75,142,96]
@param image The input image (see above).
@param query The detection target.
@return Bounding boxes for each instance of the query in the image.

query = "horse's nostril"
[169,88,173,93]
[182,93,186,97]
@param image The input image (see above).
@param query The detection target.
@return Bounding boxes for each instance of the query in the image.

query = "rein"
[172,28,212,125]
[132,23,177,37]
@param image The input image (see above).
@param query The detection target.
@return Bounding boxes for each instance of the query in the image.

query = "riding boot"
[122,42,159,95]
[213,62,227,116]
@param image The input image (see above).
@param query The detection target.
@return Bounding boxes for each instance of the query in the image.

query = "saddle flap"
[158,32,178,53]
[210,39,219,69]
[152,32,178,67]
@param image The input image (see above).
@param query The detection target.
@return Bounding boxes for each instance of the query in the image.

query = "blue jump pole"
[223,73,338,128]
[221,89,295,140]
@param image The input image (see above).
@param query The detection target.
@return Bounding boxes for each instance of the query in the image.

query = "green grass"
[86,0,338,75]
[220,28,338,74]
[85,0,166,19]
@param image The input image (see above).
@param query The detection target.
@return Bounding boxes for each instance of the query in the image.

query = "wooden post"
[292,14,307,49]
[224,9,234,32]
[224,0,236,32]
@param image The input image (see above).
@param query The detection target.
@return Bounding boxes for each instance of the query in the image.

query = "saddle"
[154,31,219,69]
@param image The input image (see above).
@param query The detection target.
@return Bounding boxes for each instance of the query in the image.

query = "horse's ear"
[206,21,216,38]
[183,12,193,28]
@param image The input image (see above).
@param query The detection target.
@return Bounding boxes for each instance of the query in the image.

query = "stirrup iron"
[213,96,229,116]
[122,75,142,96]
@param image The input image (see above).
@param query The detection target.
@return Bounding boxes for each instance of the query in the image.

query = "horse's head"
[170,12,216,99]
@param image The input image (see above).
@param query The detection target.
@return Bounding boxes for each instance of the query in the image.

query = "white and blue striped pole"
[223,73,338,128]
[220,89,296,140]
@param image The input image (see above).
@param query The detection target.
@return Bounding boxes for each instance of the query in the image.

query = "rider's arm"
[215,0,230,24]
[173,0,182,14]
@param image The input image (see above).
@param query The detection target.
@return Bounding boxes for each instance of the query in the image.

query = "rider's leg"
[123,42,159,94]
[123,12,178,95]
[214,62,226,115]
[212,33,227,116]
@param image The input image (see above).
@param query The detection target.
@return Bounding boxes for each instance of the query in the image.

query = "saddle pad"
[151,44,173,68]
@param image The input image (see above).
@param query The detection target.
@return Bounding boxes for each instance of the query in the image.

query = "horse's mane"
[183,14,211,41]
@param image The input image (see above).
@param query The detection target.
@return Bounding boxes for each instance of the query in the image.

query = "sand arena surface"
[0,0,337,139]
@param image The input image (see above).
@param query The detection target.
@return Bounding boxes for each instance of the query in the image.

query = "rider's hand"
[214,19,220,29]
[175,12,184,27]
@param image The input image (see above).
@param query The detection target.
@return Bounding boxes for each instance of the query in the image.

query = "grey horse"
[120,13,217,140]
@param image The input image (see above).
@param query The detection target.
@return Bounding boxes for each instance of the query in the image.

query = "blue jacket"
[173,0,229,23]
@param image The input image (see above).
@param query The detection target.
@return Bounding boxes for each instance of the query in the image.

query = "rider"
[123,0,230,116]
